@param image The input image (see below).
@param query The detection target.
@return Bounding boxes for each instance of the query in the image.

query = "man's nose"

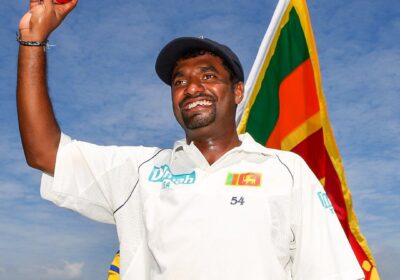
[185,77,205,95]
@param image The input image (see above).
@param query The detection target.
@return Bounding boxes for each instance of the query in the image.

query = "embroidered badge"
[225,172,262,187]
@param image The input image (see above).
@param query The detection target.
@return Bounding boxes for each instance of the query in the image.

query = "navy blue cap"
[155,36,244,85]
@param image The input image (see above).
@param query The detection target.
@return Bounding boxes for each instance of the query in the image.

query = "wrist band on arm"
[16,32,51,49]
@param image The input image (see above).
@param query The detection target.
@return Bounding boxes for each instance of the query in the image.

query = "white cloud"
[0,180,28,200]
[17,261,84,280]
[43,261,85,279]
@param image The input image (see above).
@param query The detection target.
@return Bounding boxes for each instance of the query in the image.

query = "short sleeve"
[289,155,364,280]
[41,133,157,224]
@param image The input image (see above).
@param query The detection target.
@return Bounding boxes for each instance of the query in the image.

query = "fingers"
[30,0,42,10]
[57,0,78,15]
[65,0,78,9]
[43,0,54,7]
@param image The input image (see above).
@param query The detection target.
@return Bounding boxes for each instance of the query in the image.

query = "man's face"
[171,53,243,133]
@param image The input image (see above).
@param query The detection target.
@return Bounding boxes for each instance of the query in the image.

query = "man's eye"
[203,74,215,80]
[174,80,186,86]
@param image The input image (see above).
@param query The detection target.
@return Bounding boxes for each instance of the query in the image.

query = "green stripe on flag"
[246,8,310,145]
[225,173,234,185]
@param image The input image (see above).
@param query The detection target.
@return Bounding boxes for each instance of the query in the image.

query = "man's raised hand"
[19,0,78,41]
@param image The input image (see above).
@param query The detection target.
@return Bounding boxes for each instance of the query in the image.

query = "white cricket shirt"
[41,133,364,280]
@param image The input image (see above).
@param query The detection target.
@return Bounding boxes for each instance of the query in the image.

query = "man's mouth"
[180,93,216,111]
[186,99,213,110]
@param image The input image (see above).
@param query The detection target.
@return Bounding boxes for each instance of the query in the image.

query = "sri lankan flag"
[236,0,378,279]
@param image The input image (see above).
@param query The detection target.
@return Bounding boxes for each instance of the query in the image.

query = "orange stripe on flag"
[267,59,319,149]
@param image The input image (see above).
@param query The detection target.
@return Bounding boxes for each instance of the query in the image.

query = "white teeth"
[187,100,212,109]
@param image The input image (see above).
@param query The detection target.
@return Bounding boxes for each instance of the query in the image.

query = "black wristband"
[16,32,49,48]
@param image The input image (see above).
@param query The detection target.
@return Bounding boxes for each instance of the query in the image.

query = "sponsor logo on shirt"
[148,165,196,190]
[225,172,262,187]
[317,191,334,214]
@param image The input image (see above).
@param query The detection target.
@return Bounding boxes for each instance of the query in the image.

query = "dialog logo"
[317,191,334,214]
[148,165,196,190]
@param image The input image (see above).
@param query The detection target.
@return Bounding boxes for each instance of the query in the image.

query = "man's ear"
[233,82,244,105]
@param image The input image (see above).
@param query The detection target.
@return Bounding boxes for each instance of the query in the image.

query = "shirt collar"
[172,133,273,158]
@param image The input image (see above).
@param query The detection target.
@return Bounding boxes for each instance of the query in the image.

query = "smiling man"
[17,1,364,280]
[159,41,245,165]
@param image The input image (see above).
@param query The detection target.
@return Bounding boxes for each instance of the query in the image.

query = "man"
[17,1,364,279]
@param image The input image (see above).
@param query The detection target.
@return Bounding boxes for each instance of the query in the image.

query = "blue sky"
[1,0,399,279]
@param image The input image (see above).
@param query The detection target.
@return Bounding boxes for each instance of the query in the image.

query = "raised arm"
[17,0,77,174]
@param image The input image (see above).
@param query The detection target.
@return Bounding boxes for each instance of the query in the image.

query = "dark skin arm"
[17,0,77,174]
